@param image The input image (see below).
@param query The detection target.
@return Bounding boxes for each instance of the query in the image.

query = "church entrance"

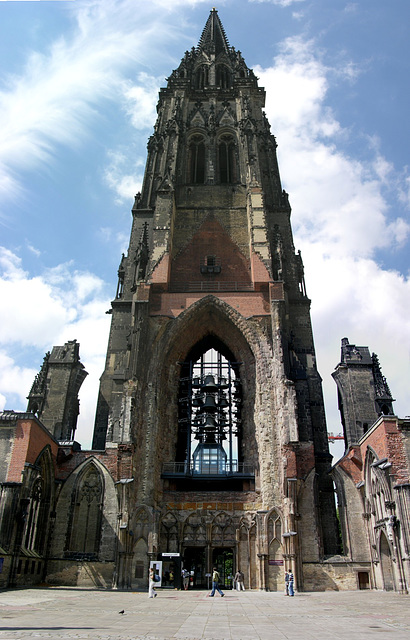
[212,547,234,589]
[182,547,206,589]
[182,546,234,589]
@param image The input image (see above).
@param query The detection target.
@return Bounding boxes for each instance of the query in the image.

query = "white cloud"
[122,73,162,131]
[0,350,36,411]
[257,35,410,438]
[104,150,145,202]
[249,0,306,6]
[0,246,111,447]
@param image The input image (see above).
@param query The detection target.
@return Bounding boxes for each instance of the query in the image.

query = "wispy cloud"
[0,0,190,212]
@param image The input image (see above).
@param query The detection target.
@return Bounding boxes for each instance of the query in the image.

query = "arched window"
[195,65,209,89]
[23,479,42,552]
[268,510,282,559]
[188,135,205,184]
[216,65,231,88]
[218,134,237,184]
[176,341,243,479]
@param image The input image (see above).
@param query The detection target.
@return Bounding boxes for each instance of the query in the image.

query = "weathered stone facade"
[1,10,408,594]
[90,8,339,591]
[332,338,409,593]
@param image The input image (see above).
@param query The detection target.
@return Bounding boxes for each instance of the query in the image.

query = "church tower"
[93,9,339,591]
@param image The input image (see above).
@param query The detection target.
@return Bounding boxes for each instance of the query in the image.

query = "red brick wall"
[7,419,59,482]
[170,218,251,286]
[336,417,409,484]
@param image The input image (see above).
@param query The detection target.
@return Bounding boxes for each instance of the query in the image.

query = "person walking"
[288,570,294,596]
[235,570,245,591]
[182,568,190,590]
[284,570,290,595]
[209,567,225,597]
[148,567,157,598]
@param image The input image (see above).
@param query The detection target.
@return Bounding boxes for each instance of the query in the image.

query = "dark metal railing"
[162,461,254,477]
[169,281,254,292]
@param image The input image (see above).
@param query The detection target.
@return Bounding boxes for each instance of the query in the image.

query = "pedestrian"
[284,570,289,595]
[288,570,294,596]
[182,568,190,590]
[209,567,225,597]
[148,567,157,598]
[234,570,245,591]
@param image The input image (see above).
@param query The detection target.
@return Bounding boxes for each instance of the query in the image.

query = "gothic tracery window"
[23,479,42,552]
[68,464,103,556]
[160,512,179,553]
[268,510,282,559]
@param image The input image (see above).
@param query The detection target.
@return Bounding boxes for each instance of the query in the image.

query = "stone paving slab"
[0,588,409,640]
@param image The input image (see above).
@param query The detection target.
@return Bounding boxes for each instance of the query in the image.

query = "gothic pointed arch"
[211,512,235,546]
[132,536,149,584]
[67,461,104,556]
[159,512,179,553]
[133,505,151,542]
[22,446,54,555]
[152,296,260,487]
[51,457,118,562]
[182,511,207,546]
[217,131,238,183]
[265,507,284,590]
[267,508,283,557]
[379,529,395,591]
[187,133,206,184]
[238,513,257,588]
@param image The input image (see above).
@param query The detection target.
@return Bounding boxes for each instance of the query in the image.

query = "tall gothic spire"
[198,8,230,56]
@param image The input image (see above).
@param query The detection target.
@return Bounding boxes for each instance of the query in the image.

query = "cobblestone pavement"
[0,587,409,640]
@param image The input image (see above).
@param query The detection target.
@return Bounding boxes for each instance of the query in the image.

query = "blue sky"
[1,0,409,459]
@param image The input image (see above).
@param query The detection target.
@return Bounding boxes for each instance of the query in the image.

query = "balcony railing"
[162,461,254,478]
[169,281,254,293]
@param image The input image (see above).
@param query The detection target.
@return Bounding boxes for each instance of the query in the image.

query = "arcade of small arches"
[192,63,246,90]
[130,506,285,591]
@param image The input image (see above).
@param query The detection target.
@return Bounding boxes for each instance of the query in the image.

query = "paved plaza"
[0,587,409,640]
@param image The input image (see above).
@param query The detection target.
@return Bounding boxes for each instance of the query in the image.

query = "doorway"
[380,531,395,591]
[358,571,370,590]
[212,547,234,589]
[183,547,206,588]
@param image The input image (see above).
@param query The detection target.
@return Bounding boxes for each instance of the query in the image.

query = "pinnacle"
[198,8,231,56]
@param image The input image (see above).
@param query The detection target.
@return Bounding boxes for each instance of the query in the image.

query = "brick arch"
[153,295,261,465]
[142,295,280,490]
[160,294,264,365]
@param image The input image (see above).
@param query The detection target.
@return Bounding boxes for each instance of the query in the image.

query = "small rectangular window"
[135,563,144,579]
